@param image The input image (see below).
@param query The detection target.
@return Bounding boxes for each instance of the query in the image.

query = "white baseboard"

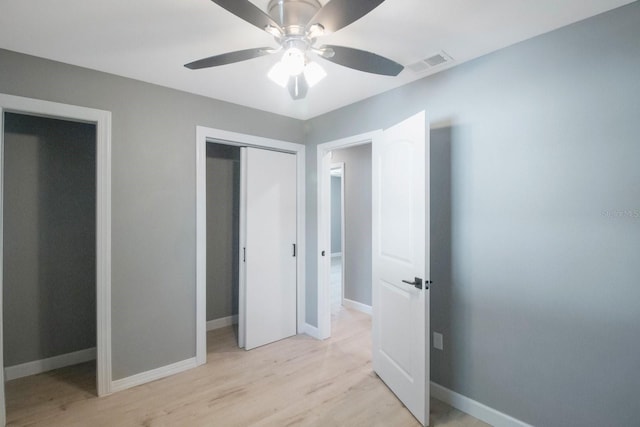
[331,252,342,258]
[111,357,197,393]
[303,323,322,340]
[206,315,238,331]
[4,347,96,381]
[342,298,372,315]
[430,382,533,427]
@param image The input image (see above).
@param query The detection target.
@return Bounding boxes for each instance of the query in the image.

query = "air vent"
[407,51,453,74]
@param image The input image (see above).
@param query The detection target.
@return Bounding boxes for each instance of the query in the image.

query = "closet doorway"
[204,144,241,342]
[195,127,305,364]
[204,142,297,350]
[0,94,112,426]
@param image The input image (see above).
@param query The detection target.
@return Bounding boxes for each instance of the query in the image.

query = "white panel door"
[372,111,430,425]
[241,147,297,350]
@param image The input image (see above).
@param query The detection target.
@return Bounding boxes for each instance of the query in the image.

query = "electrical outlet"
[433,332,443,350]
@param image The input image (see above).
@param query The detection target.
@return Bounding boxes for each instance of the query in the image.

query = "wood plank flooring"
[5,308,488,426]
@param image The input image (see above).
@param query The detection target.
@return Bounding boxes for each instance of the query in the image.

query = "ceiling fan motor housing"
[267,0,322,35]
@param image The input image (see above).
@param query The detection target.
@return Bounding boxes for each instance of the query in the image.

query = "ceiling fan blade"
[211,0,282,34]
[321,45,404,76]
[185,47,273,70]
[288,75,309,100]
[307,0,386,34]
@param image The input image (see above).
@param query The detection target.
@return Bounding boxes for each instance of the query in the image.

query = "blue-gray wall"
[0,48,305,380]
[305,3,640,426]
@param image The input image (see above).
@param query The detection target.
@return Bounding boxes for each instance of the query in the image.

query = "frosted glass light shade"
[303,61,326,87]
[268,61,289,87]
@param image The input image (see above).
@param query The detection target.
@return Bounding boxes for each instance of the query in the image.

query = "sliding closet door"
[240,147,297,350]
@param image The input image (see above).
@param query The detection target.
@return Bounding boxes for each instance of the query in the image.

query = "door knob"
[402,277,424,290]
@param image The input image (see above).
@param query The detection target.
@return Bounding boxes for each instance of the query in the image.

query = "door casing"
[195,126,305,364]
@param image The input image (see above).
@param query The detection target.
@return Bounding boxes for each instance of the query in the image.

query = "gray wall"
[331,145,372,306]
[305,4,640,426]
[3,113,96,366]
[0,48,305,380]
[206,144,240,321]
[330,176,342,254]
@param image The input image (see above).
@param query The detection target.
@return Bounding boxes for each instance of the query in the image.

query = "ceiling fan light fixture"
[303,61,326,87]
[188,0,404,100]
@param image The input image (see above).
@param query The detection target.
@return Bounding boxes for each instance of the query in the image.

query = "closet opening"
[203,141,298,352]
[205,143,241,348]
[195,126,305,364]
[2,112,98,420]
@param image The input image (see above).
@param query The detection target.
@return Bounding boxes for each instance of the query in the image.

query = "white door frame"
[329,163,345,307]
[316,130,382,339]
[0,93,113,424]
[195,126,305,365]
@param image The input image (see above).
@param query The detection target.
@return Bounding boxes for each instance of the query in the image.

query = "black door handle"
[402,277,432,290]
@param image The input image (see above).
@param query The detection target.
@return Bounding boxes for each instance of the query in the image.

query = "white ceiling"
[0,0,634,120]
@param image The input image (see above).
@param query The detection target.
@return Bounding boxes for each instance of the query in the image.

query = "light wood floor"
[6,308,488,426]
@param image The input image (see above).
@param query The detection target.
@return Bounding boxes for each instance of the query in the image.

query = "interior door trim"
[195,126,306,364]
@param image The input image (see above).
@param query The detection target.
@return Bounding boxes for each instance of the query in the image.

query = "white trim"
[342,298,372,315]
[303,323,322,340]
[0,94,112,424]
[4,348,96,381]
[95,102,113,398]
[195,126,306,365]
[111,358,197,393]
[317,130,382,340]
[206,315,238,331]
[430,382,533,427]
[0,101,5,426]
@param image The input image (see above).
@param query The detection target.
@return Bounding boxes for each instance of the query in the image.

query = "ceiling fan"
[185,0,404,100]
